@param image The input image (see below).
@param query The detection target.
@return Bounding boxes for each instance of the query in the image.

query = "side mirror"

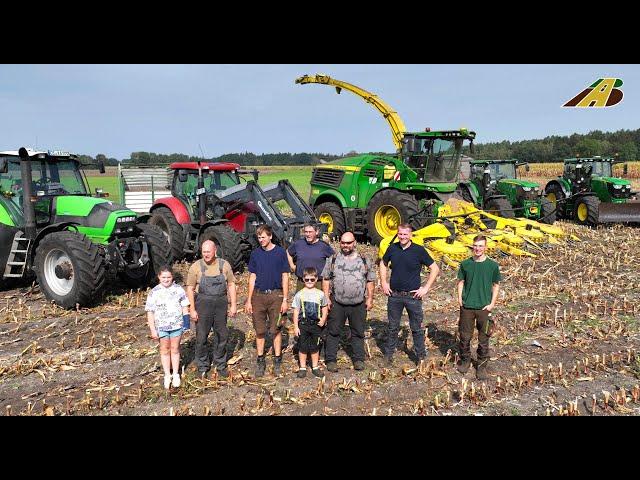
[623,163,628,176]
[469,141,475,154]
[525,164,530,172]
[178,171,188,183]
[98,160,106,174]
[95,188,109,198]
[0,158,7,174]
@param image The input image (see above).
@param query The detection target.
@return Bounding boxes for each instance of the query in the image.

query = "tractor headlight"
[117,216,136,223]
[534,187,540,192]
[522,187,532,192]
[613,184,622,190]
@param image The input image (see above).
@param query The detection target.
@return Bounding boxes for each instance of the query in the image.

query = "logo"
[563,78,623,107]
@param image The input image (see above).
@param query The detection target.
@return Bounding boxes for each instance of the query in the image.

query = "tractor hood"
[323,154,391,170]
[595,176,632,186]
[55,196,133,217]
[499,179,540,189]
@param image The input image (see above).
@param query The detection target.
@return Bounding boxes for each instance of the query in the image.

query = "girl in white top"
[145,266,190,389]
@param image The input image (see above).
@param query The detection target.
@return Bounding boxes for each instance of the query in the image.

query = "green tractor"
[456,159,555,224]
[0,148,171,308]
[310,130,476,245]
[544,156,640,226]
[296,74,475,245]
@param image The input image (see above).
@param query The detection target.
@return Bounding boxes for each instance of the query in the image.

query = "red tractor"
[147,161,322,271]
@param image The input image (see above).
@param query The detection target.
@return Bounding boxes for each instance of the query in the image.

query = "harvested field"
[1,221,639,416]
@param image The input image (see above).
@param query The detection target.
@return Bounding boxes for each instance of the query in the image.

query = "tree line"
[79,128,640,168]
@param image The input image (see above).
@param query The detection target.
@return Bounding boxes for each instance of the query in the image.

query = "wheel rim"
[318,213,334,234]
[577,203,588,221]
[547,192,557,205]
[374,205,401,238]
[44,249,74,296]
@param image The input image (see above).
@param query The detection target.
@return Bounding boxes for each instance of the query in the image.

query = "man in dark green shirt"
[456,234,501,381]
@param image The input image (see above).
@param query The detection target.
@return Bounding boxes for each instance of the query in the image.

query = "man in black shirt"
[379,223,440,366]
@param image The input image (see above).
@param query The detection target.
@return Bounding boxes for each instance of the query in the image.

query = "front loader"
[545,157,640,226]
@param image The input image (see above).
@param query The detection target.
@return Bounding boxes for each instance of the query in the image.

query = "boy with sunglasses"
[291,267,328,378]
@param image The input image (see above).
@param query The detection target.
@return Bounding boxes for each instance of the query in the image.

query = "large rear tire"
[314,202,346,240]
[199,224,245,272]
[119,223,173,288]
[34,231,106,308]
[484,197,515,218]
[539,197,556,224]
[545,183,566,219]
[575,195,599,226]
[148,207,185,262]
[367,190,419,246]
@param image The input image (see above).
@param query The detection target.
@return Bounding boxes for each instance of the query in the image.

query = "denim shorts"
[158,328,183,339]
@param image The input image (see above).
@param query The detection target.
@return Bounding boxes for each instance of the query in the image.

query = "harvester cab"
[0,148,171,308]
[456,159,555,224]
[149,162,323,270]
[545,157,640,225]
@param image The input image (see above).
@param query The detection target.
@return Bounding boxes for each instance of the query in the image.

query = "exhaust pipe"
[18,147,37,240]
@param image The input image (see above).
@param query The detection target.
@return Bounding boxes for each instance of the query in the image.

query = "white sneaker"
[172,373,181,388]
[163,374,172,390]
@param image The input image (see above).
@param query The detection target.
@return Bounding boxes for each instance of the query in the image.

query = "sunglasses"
[303,278,317,282]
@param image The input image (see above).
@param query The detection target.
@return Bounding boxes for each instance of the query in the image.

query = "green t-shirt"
[457,257,501,309]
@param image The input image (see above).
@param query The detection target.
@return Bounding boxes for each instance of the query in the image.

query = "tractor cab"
[401,129,476,183]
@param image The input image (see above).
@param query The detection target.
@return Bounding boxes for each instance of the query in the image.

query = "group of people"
[144,221,501,389]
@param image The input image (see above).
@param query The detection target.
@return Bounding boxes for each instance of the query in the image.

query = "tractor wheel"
[545,183,566,219]
[199,224,245,272]
[454,184,474,204]
[34,231,106,308]
[367,190,419,246]
[314,202,346,240]
[484,197,515,218]
[119,223,173,288]
[574,195,600,226]
[539,197,556,224]
[148,207,185,262]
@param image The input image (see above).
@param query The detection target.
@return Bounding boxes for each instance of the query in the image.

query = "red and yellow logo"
[563,78,623,107]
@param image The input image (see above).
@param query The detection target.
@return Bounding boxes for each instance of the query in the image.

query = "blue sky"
[0,64,637,159]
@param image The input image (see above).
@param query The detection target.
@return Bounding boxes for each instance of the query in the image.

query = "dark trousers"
[195,294,229,372]
[386,296,426,359]
[325,300,366,363]
[458,307,490,362]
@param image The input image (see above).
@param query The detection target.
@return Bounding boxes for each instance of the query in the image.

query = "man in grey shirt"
[322,231,376,373]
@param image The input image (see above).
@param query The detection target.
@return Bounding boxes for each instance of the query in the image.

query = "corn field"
[527,161,640,179]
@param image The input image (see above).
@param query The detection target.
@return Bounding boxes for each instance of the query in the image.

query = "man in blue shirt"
[379,223,440,367]
[245,224,290,377]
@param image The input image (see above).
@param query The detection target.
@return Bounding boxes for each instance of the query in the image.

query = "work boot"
[297,368,307,378]
[326,362,338,373]
[273,355,283,376]
[476,360,491,381]
[353,360,365,371]
[217,366,229,378]
[255,356,266,378]
[311,367,325,378]
[457,359,471,374]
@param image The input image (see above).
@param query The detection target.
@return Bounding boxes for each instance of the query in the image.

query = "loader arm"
[296,74,407,152]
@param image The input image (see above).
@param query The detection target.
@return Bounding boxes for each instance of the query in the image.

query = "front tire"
[119,223,173,288]
[539,197,556,224]
[575,195,599,226]
[199,224,245,272]
[367,190,419,246]
[35,231,106,308]
[314,202,346,240]
[545,183,566,219]
[148,207,185,262]
[484,197,515,218]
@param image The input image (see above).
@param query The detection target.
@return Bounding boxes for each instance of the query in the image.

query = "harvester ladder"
[4,232,31,278]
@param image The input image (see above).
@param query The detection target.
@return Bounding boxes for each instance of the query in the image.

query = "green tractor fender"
[457,181,481,205]
[545,178,571,198]
[313,191,349,209]
[31,222,81,268]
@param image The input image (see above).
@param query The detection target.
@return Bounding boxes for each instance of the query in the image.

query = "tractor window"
[588,162,611,177]
[489,163,516,180]
[430,139,461,182]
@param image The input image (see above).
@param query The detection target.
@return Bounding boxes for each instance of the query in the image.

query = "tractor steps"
[4,233,31,278]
